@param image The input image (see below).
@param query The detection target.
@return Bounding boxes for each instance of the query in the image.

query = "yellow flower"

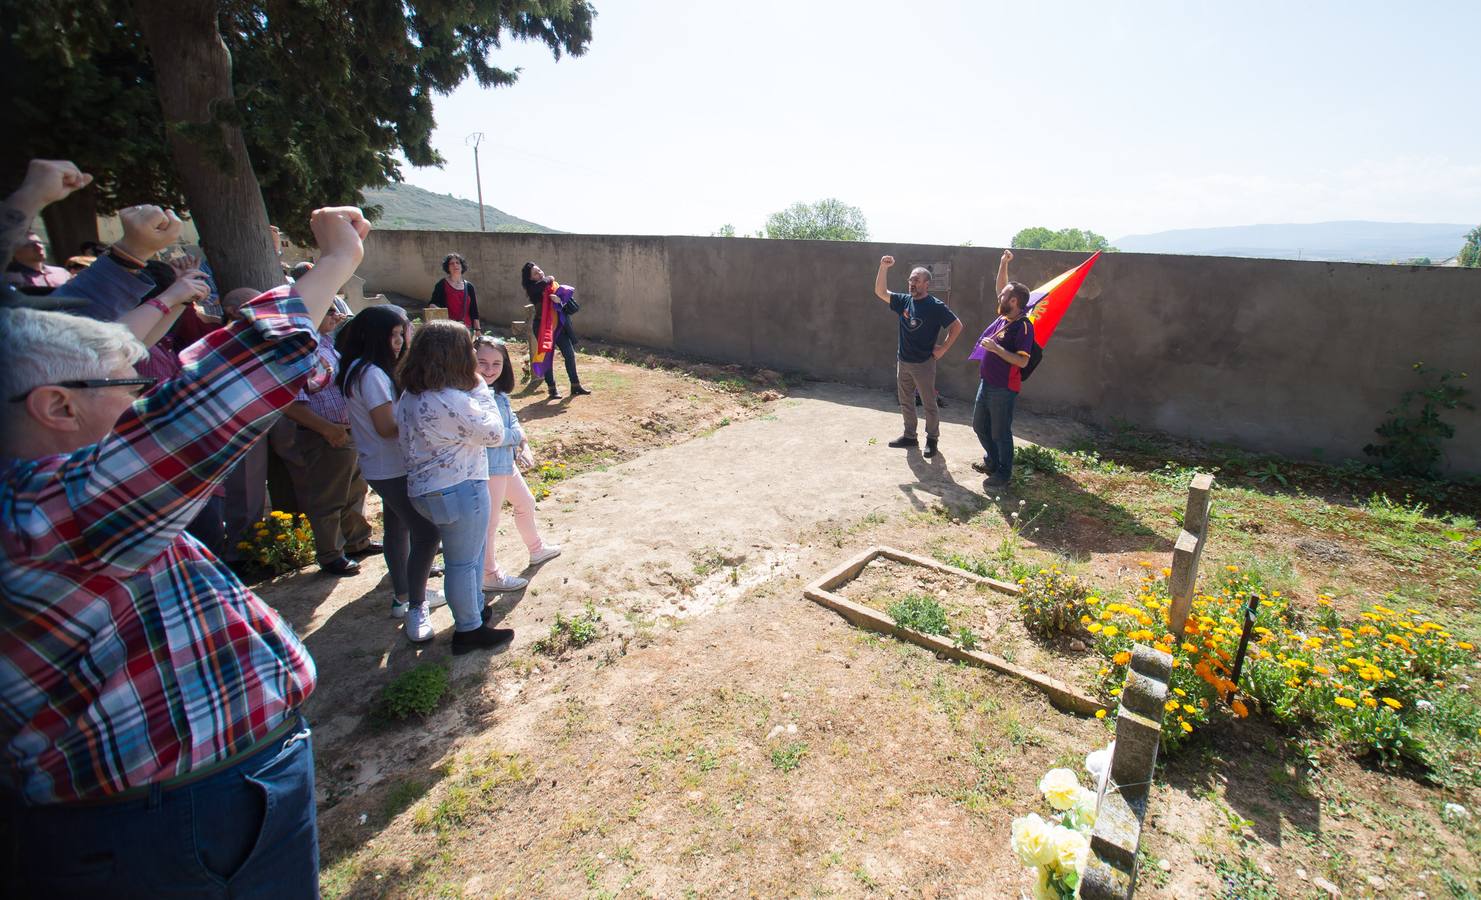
[1381,697,1401,710]
[1174,688,1187,697]
[1363,697,1378,709]
[1166,700,1180,711]
[1460,642,1475,651]
[1180,721,1193,733]
[1160,567,1172,577]
[1095,709,1107,719]
[1102,625,1119,638]
[1088,623,1102,634]
[1182,704,1196,714]
[1225,565,1239,572]
[1113,651,1132,665]
[1181,642,1197,654]
[1334,696,1357,709]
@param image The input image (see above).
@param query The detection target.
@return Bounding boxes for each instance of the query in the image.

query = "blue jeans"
[368,475,441,607]
[2,718,317,899]
[973,382,1018,480]
[410,479,490,631]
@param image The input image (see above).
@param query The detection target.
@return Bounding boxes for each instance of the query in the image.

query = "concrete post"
[1183,474,1214,538]
[1081,645,1171,900]
[1167,530,1201,638]
[1167,475,1216,638]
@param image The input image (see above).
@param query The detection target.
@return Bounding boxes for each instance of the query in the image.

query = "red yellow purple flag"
[1022,251,1101,345]
[968,251,1101,362]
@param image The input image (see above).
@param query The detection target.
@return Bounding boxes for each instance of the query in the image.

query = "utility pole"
[466,132,487,232]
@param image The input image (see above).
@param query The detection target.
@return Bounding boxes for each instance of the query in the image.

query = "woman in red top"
[429,252,480,331]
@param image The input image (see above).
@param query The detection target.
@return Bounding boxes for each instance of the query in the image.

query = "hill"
[1112,221,1471,263]
[362,182,559,234]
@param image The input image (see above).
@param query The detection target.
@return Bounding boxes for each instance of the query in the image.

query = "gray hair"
[909,266,932,282]
[0,308,147,405]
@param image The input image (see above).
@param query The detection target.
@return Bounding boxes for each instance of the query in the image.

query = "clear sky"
[398,0,1481,245]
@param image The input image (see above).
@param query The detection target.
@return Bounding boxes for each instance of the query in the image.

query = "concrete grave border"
[803,546,1105,715]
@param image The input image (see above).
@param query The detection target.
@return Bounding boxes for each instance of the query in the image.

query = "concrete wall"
[359,230,1481,474]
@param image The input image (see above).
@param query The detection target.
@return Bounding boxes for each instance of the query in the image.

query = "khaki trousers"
[289,427,372,564]
[896,358,939,440]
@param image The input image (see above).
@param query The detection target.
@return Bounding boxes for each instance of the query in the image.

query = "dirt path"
[259,350,1477,898]
[268,369,1115,896]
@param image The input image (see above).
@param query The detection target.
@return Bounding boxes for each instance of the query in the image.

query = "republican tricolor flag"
[968,251,1102,361]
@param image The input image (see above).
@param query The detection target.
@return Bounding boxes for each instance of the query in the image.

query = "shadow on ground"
[1161,719,1323,849]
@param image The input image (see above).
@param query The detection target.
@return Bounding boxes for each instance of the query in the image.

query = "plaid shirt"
[1,287,320,805]
[299,337,349,425]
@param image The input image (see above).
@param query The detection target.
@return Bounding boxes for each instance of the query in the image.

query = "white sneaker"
[391,589,447,618]
[482,574,529,592]
[528,544,562,567]
[404,603,433,643]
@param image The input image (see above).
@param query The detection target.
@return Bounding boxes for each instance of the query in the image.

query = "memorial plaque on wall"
[913,262,951,295]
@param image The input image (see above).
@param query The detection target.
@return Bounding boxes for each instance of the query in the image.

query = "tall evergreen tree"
[1,1,595,289]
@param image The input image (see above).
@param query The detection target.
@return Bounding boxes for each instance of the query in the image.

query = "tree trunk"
[40,183,100,264]
[131,0,282,295]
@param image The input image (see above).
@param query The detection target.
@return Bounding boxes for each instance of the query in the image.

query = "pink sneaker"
[528,544,562,566]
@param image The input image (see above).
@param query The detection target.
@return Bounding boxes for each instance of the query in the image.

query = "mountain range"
[1112,221,1472,263]
[362,182,558,234]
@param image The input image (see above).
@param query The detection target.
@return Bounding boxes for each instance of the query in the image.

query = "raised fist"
[1001,249,1014,263]
[309,207,371,257]
[117,205,184,260]
[16,159,93,207]
[880,255,895,268]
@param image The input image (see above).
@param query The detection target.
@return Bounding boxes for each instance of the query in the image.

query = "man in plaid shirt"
[1,200,371,897]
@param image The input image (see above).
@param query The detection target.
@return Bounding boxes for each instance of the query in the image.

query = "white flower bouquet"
[1009,749,1107,899]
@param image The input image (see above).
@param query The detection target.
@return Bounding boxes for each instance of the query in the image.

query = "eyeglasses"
[8,377,159,403]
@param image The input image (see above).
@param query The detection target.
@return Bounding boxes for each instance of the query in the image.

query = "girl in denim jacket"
[474,336,561,593]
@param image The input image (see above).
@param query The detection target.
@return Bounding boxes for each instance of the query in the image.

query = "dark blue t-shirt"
[888,292,959,363]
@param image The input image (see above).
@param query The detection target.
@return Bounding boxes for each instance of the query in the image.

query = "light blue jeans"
[410,479,490,631]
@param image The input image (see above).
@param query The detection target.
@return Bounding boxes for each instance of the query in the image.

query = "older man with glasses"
[0,201,371,897]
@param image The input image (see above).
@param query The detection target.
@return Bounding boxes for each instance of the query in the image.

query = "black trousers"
[542,329,581,390]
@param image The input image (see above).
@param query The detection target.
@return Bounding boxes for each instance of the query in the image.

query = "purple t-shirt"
[979,316,1035,392]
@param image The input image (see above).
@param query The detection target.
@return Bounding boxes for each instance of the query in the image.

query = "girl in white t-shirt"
[394,321,512,655]
[473,336,560,593]
[336,305,445,641]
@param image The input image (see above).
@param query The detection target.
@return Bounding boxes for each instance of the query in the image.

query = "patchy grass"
[532,603,604,658]
[369,663,449,725]
[769,741,808,772]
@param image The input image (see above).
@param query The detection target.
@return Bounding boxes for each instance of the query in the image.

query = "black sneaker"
[985,474,1011,488]
[547,389,561,400]
[923,437,939,459]
[451,625,515,655]
[971,460,991,474]
[914,394,922,407]
[571,384,592,396]
[886,435,918,449]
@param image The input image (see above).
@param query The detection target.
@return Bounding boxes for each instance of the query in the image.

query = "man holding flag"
[973,250,1034,487]
[967,247,1103,488]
